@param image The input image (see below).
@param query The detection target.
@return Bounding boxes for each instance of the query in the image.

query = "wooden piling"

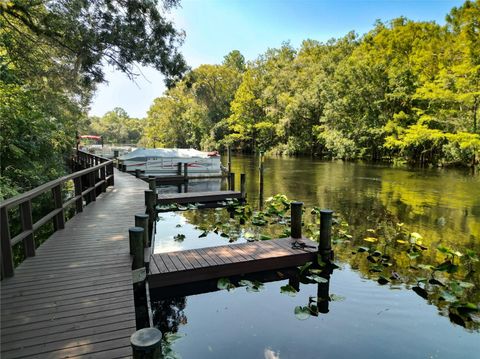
[148,176,156,191]
[240,173,246,199]
[135,214,150,247]
[130,327,162,359]
[113,150,119,158]
[135,169,141,178]
[290,202,303,239]
[229,172,235,191]
[227,146,232,174]
[183,163,188,180]
[319,209,334,260]
[129,227,144,270]
[259,151,264,207]
[177,162,182,175]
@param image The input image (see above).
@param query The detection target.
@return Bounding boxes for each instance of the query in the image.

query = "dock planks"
[148,237,318,288]
[156,190,243,205]
[0,169,147,359]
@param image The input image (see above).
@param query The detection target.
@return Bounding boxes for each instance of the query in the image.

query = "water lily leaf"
[372,250,382,257]
[396,240,408,244]
[163,332,185,343]
[259,234,271,240]
[364,237,378,243]
[458,281,474,289]
[220,232,229,238]
[407,252,420,260]
[173,234,185,242]
[366,255,378,263]
[396,223,404,227]
[329,294,345,302]
[448,312,466,328]
[435,260,458,273]
[177,205,188,211]
[175,224,182,228]
[280,284,298,297]
[456,303,479,315]
[217,278,235,291]
[377,276,390,285]
[238,279,253,287]
[417,264,434,270]
[307,274,328,284]
[428,278,445,287]
[412,286,428,299]
[244,232,255,239]
[294,306,311,320]
[198,231,208,238]
[357,246,369,253]
[440,290,457,302]
[297,262,312,276]
[366,229,376,233]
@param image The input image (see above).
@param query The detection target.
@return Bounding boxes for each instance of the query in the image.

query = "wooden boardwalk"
[149,237,318,288]
[1,170,147,359]
[156,190,243,205]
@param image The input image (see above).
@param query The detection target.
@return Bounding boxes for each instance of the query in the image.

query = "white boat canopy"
[118,148,214,160]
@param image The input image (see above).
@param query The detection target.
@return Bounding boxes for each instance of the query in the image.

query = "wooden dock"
[156,190,243,205]
[148,237,318,288]
[1,169,147,359]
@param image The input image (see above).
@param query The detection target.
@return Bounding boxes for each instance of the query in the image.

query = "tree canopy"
[1,0,187,198]
[143,1,480,167]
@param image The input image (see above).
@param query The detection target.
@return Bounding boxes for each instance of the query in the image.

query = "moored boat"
[117,148,222,176]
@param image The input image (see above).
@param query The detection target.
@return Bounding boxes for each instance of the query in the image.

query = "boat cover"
[118,148,215,160]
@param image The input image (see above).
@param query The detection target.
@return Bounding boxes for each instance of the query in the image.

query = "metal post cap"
[291,201,304,206]
[129,226,144,233]
[135,214,149,219]
[130,328,162,349]
[320,209,334,214]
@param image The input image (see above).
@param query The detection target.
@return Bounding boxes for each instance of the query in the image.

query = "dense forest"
[1,1,479,199]
[143,1,480,167]
[0,0,186,198]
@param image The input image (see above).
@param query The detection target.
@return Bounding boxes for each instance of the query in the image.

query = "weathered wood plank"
[1,169,147,359]
[149,237,318,288]
[157,190,243,204]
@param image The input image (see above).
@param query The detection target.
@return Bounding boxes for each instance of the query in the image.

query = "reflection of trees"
[152,297,187,333]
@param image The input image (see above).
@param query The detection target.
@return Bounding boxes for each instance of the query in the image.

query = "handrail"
[0,150,115,278]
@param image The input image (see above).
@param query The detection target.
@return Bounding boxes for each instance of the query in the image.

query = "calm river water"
[152,156,480,359]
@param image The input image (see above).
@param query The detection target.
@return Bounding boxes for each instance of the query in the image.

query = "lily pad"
[307,274,328,284]
[217,277,235,291]
[280,284,298,297]
[294,306,311,320]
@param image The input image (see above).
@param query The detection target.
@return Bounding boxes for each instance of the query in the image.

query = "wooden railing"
[0,151,114,278]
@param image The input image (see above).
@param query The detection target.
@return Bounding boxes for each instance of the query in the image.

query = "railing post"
[89,172,97,202]
[52,184,65,230]
[100,166,107,192]
[319,209,334,261]
[73,177,83,213]
[107,162,114,186]
[130,328,162,359]
[1,207,14,278]
[240,173,246,199]
[20,200,35,257]
[129,227,144,270]
[290,202,303,239]
[135,214,150,248]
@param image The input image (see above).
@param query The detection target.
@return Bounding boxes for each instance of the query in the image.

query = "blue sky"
[89,0,465,119]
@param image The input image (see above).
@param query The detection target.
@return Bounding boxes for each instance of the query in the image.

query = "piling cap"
[135,213,149,219]
[130,328,162,349]
[129,226,144,233]
[320,209,334,215]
